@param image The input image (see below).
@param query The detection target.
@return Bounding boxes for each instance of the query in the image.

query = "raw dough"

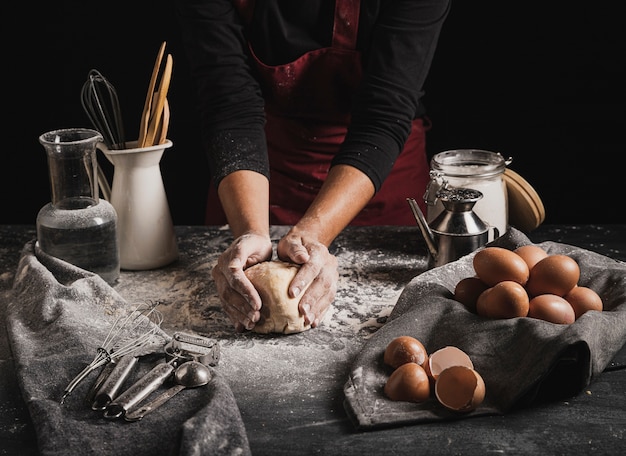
[244,260,311,334]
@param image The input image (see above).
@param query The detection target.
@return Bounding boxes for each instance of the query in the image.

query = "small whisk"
[80,69,126,150]
[61,301,167,404]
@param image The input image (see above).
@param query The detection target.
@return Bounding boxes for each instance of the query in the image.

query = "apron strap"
[332,0,360,50]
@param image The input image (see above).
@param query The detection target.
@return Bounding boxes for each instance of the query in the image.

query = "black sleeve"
[333,0,451,191]
[176,0,450,191]
[176,0,269,186]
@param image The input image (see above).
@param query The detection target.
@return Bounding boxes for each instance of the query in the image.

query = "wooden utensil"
[144,53,173,147]
[154,95,170,145]
[138,42,165,147]
[138,42,172,148]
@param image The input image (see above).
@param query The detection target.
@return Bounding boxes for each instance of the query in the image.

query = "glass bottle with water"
[37,128,120,284]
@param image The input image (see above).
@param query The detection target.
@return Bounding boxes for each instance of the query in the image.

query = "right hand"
[277,229,338,328]
[211,233,273,332]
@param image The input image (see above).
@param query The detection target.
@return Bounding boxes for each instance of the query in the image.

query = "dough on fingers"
[244,260,310,334]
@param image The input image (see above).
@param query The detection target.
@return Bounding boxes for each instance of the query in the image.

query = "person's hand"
[212,233,273,332]
[277,228,338,328]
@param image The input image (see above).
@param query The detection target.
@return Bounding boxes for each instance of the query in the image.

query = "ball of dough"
[244,260,310,334]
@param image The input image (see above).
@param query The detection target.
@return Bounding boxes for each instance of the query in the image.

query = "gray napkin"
[6,240,251,456]
[344,228,626,429]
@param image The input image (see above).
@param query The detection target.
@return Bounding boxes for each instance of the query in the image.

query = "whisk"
[61,301,167,404]
[80,69,126,150]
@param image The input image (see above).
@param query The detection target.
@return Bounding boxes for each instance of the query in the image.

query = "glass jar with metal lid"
[424,149,510,239]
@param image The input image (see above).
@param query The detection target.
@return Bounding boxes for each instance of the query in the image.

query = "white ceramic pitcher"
[98,140,178,270]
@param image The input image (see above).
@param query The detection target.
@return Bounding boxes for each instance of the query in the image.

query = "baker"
[176,0,451,332]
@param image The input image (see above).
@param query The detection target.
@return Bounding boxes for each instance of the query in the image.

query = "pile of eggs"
[454,245,603,324]
[383,336,485,412]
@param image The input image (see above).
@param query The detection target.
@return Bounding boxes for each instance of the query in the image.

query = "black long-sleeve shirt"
[176,0,450,191]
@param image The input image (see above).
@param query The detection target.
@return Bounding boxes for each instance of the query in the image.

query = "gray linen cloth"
[344,228,626,429]
[6,240,251,456]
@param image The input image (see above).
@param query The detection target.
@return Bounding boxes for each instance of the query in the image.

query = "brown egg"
[383,336,428,369]
[564,286,603,319]
[514,245,548,270]
[423,356,433,380]
[384,362,431,402]
[454,277,489,313]
[425,346,474,382]
[476,281,530,319]
[526,255,580,297]
[473,247,530,287]
[528,294,575,324]
[435,365,486,412]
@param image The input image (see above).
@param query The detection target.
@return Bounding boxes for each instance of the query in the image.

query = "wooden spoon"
[144,53,173,147]
[154,96,170,145]
[138,42,166,148]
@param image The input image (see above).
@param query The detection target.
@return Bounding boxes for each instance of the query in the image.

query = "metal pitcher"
[407,188,498,268]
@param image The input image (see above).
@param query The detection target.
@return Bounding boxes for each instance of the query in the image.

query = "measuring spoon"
[104,360,175,419]
[124,361,212,422]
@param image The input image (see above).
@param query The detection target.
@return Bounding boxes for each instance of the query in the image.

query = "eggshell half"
[426,346,474,382]
[435,365,486,412]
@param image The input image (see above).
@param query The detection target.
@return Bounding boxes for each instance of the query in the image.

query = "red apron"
[206,0,430,226]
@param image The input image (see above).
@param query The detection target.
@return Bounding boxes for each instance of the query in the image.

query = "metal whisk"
[61,301,167,404]
[80,69,126,150]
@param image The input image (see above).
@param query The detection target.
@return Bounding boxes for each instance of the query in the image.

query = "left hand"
[211,232,273,332]
[277,228,338,327]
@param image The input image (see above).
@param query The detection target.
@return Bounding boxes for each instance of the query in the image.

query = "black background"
[6,1,625,226]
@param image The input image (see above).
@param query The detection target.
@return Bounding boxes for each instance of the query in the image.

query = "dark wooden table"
[1,224,625,455]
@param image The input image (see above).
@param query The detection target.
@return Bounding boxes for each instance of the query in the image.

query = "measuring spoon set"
[84,332,220,422]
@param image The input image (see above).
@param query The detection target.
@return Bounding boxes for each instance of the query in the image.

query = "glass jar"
[36,128,120,284]
[424,149,509,239]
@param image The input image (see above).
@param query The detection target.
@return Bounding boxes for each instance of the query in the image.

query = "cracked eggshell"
[435,365,486,412]
[425,346,474,382]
